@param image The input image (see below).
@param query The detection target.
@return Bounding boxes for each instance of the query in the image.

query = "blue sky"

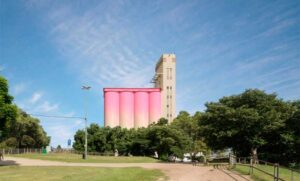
[0,0,299,147]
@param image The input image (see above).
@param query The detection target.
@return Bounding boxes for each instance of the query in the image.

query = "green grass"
[0,166,165,181]
[9,153,161,163]
[232,164,300,181]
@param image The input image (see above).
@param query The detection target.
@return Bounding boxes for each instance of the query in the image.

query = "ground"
[0,166,163,181]
[10,153,160,163]
[0,154,253,181]
[233,164,300,181]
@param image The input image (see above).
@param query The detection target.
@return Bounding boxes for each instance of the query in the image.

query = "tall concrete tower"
[153,54,176,123]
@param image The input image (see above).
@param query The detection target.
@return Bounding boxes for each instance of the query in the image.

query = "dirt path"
[1,157,252,181]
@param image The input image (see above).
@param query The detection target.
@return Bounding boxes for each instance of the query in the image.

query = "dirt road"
[1,157,251,181]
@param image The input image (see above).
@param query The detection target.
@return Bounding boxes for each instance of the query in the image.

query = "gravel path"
[1,157,252,181]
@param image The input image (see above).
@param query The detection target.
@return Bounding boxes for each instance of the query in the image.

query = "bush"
[5,137,18,148]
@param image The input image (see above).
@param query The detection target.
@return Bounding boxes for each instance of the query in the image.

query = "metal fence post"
[273,163,279,181]
[249,158,253,175]
[276,164,279,181]
[274,164,276,181]
[251,158,253,174]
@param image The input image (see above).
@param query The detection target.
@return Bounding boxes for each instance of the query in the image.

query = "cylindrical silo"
[120,91,134,128]
[149,91,161,124]
[104,91,120,127]
[134,91,149,128]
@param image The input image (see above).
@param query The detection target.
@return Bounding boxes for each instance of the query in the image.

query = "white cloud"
[29,92,43,104]
[47,125,74,147]
[14,87,77,147]
[26,2,156,89]
[24,0,300,116]
[12,83,27,96]
[0,65,4,72]
[74,120,83,126]
[34,101,59,113]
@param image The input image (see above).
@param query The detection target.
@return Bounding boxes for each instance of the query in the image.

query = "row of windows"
[166,86,172,90]
[167,114,172,118]
[166,68,173,80]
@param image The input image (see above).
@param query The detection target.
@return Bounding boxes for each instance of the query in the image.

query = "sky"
[0,0,299,147]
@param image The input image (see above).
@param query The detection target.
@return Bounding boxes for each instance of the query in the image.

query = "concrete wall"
[104,88,161,128]
[155,54,176,123]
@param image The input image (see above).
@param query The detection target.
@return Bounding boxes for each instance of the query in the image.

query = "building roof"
[155,53,176,71]
[103,88,161,92]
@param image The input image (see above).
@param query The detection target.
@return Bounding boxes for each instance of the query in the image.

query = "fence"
[1,148,44,155]
[1,148,115,157]
[230,155,300,181]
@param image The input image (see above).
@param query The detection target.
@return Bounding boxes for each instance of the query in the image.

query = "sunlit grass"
[233,164,300,181]
[10,153,161,163]
[0,166,165,181]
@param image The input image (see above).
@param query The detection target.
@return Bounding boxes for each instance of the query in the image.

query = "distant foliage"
[0,75,50,148]
[200,89,299,165]
[73,122,193,158]
[73,111,210,159]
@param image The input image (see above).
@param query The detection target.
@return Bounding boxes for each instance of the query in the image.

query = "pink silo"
[149,91,161,124]
[103,88,161,128]
[104,91,120,127]
[134,92,149,128]
[120,91,134,128]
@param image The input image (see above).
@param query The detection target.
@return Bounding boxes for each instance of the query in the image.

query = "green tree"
[73,129,85,151]
[0,76,17,140]
[260,100,300,164]
[172,111,210,156]
[156,118,168,125]
[73,123,191,158]
[4,137,18,148]
[0,76,49,148]
[57,145,62,150]
[11,109,50,148]
[146,125,190,159]
[200,89,295,161]
[130,128,149,155]
[21,135,36,147]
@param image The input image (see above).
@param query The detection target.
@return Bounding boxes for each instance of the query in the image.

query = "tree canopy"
[73,121,192,159]
[0,75,50,148]
[199,89,298,163]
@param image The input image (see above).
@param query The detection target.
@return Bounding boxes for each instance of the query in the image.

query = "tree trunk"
[251,147,258,164]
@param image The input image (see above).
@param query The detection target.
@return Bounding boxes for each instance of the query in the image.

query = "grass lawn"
[232,164,300,181]
[0,166,165,181]
[10,153,160,163]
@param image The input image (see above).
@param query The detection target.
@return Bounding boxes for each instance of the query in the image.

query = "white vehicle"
[182,156,192,163]
[168,155,182,162]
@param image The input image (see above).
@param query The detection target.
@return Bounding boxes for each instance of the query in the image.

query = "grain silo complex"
[104,54,176,128]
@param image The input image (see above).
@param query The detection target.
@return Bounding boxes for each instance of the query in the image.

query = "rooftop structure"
[104,54,176,128]
[152,54,176,122]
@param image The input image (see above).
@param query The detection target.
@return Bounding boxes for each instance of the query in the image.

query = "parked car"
[168,155,182,162]
[182,156,192,163]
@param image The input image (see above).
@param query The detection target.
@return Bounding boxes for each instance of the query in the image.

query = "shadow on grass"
[0,159,19,166]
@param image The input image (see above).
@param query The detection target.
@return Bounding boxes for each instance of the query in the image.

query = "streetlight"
[81,85,91,159]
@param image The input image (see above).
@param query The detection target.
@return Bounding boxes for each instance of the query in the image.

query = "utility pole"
[81,85,91,159]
